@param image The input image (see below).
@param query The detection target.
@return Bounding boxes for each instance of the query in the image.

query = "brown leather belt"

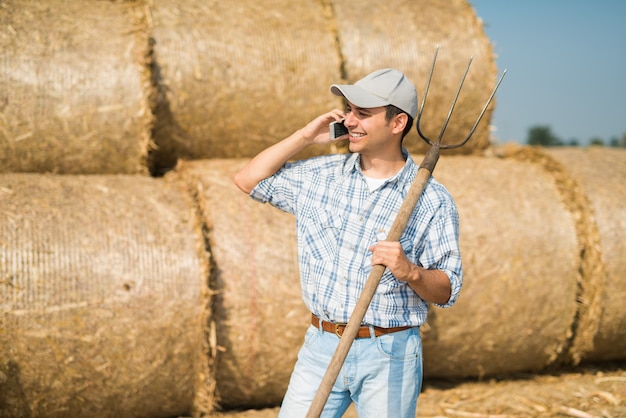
[311,314,412,339]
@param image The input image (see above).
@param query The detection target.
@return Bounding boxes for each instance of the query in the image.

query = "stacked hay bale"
[420,154,581,378]
[422,147,626,377]
[497,145,608,366]
[3,151,621,416]
[146,0,342,173]
[0,0,153,174]
[6,0,625,416]
[176,148,625,406]
[420,147,625,377]
[175,160,306,409]
[0,174,211,417]
[1,0,497,175]
[544,148,626,362]
[145,0,497,174]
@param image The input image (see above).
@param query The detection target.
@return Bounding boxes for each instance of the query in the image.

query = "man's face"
[343,102,397,155]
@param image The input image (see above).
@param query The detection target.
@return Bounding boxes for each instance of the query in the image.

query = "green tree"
[527,125,562,146]
[589,137,605,146]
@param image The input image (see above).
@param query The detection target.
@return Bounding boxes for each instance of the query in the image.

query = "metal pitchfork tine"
[306,47,506,418]
[417,46,507,151]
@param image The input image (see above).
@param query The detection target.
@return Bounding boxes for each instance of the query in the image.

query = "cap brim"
[330,84,389,109]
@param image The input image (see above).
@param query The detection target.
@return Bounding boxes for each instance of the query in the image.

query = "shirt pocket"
[302,207,343,261]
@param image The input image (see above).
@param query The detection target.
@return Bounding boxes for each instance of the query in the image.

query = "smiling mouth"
[350,132,365,139]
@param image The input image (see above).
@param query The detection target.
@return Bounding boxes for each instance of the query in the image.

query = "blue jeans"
[278,324,423,418]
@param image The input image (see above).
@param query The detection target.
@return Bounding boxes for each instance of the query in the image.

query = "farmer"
[233,68,463,417]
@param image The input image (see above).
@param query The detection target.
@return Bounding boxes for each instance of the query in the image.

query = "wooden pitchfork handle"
[306,47,506,417]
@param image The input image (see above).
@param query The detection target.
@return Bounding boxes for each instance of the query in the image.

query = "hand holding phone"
[329,120,349,141]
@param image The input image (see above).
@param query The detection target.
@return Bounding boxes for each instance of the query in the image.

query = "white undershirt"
[364,176,390,192]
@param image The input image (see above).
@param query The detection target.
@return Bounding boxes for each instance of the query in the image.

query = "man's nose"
[343,112,357,127]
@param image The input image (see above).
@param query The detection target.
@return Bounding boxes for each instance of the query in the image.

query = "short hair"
[385,105,414,139]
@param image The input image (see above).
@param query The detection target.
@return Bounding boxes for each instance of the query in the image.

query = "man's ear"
[392,113,408,134]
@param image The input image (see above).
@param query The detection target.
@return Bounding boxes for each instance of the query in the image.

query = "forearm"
[369,241,452,305]
[404,264,452,305]
[234,109,345,194]
[233,129,309,194]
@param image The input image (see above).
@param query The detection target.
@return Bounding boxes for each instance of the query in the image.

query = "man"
[234,68,463,417]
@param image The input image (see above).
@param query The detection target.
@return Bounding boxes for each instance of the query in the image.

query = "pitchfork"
[306,47,507,417]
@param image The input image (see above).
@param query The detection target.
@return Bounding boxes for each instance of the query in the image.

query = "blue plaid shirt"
[250,150,463,328]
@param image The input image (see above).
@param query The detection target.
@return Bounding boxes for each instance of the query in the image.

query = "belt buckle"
[334,323,346,338]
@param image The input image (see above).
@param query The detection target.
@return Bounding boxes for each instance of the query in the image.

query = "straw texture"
[171,151,624,404]
[421,155,579,378]
[146,0,497,173]
[175,159,307,409]
[545,147,626,362]
[3,148,623,413]
[0,174,209,418]
[0,0,152,174]
[498,145,611,366]
[148,0,341,171]
[1,0,497,175]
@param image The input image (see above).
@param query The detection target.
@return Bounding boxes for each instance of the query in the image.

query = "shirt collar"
[342,148,418,188]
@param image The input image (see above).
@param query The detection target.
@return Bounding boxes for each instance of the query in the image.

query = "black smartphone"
[329,120,349,141]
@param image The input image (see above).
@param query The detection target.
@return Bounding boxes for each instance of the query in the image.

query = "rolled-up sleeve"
[421,198,463,308]
[250,163,301,215]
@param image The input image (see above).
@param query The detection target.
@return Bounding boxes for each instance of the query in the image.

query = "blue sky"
[470,1,626,145]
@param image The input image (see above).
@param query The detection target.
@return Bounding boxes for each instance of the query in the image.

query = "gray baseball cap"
[330,68,418,119]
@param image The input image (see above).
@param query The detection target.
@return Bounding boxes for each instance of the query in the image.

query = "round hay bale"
[334,0,498,155]
[0,0,152,174]
[147,0,497,172]
[497,144,607,366]
[148,0,342,172]
[0,174,210,418]
[175,159,307,410]
[174,155,588,407]
[421,155,580,378]
[544,147,626,362]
